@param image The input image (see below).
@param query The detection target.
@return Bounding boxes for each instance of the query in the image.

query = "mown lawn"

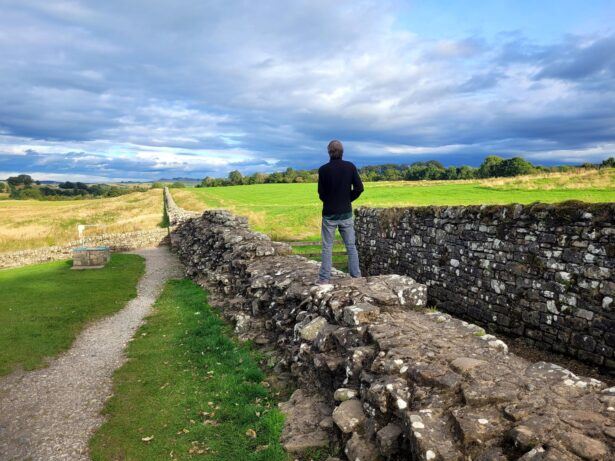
[90,279,289,461]
[0,254,144,376]
[173,169,615,241]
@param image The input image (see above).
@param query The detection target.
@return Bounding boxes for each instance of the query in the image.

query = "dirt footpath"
[0,247,182,461]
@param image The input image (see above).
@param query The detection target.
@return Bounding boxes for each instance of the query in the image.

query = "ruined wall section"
[170,200,614,460]
[355,204,615,372]
[163,186,200,226]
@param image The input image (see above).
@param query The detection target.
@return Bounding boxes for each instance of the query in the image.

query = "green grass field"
[291,244,348,272]
[173,169,615,241]
[0,254,144,376]
[90,279,288,461]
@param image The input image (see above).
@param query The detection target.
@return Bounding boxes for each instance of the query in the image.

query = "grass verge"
[89,279,289,461]
[0,253,145,376]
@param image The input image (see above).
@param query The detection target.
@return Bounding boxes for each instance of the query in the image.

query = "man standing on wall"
[316,140,364,284]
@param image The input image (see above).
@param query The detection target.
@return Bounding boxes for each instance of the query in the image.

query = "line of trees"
[3,175,149,200]
[198,155,615,187]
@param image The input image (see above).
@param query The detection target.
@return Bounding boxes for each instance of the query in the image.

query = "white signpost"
[77,224,98,245]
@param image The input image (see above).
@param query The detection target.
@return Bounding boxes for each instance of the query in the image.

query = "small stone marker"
[72,246,110,269]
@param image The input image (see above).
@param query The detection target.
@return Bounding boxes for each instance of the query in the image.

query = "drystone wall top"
[163,186,200,226]
[164,190,615,460]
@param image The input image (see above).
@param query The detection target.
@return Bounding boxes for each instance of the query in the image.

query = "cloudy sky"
[1,0,614,181]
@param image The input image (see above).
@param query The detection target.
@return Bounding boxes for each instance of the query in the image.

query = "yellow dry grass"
[0,189,164,252]
[168,189,206,211]
[477,168,615,190]
[361,168,614,190]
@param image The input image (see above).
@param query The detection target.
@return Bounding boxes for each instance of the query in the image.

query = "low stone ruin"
[0,228,168,269]
[71,246,110,269]
[170,204,615,460]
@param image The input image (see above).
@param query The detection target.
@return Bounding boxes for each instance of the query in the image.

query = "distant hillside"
[156,177,201,183]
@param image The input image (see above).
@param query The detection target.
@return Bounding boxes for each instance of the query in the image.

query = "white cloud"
[0,1,614,180]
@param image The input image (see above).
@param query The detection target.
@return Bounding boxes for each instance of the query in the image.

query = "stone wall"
[0,228,168,269]
[355,204,615,372]
[164,186,200,226]
[169,201,615,460]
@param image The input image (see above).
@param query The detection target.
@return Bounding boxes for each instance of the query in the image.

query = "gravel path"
[0,247,183,461]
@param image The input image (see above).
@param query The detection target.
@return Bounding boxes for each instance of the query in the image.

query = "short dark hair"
[328,140,343,159]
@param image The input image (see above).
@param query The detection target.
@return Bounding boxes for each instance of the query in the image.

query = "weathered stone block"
[376,423,402,456]
[345,432,382,461]
[332,399,366,434]
[299,316,329,342]
[342,303,381,327]
[278,389,331,454]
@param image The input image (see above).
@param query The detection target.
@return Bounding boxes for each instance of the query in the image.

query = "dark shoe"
[315,279,330,285]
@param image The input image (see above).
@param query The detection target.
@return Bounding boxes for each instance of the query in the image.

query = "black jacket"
[318,158,364,216]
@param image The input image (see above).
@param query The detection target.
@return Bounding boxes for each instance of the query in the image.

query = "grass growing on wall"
[0,254,144,376]
[90,279,288,461]
[172,169,615,242]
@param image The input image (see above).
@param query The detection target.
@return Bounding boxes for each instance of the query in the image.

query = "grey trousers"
[319,216,361,280]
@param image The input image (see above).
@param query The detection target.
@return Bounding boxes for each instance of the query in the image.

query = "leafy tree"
[0,182,6,192]
[283,167,296,183]
[253,172,267,184]
[170,181,186,188]
[200,177,216,187]
[601,157,615,168]
[444,166,459,180]
[58,181,75,189]
[266,172,284,183]
[478,155,504,178]
[150,182,164,189]
[458,165,477,179]
[497,157,535,177]
[228,170,243,185]
[11,187,43,199]
[7,174,33,187]
[383,168,402,181]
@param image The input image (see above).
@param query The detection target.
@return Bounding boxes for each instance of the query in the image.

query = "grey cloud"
[0,149,275,180]
[456,72,502,92]
[0,1,614,180]
[535,35,615,81]
[498,33,615,82]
